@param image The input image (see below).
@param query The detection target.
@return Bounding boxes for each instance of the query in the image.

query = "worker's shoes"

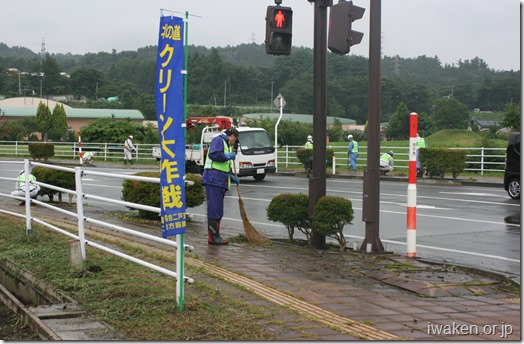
[207,219,229,245]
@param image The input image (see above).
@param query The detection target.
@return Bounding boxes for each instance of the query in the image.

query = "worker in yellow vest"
[202,127,240,245]
[304,135,313,177]
[347,134,359,171]
[379,151,394,175]
[416,134,428,177]
[11,169,41,205]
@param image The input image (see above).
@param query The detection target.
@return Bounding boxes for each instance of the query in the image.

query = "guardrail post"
[23,159,33,237]
[332,155,336,175]
[480,147,485,175]
[285,145,289,168]
[74,167,87,260]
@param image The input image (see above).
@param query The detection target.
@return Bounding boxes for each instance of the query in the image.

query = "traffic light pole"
[309,0,330,249]
[360,0,384,253]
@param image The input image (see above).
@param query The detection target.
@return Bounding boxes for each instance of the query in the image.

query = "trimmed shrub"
[295,148,335,167]
[32,166,75,202]
[419,148,467,179]
[312,196,354,252]
[28,143,54,161]
[267,193,311,243]
[122,172,205,220]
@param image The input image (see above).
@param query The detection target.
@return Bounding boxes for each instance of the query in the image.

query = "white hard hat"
[347,134,353,139]
[129,135,133,139]
[307,135,313,140]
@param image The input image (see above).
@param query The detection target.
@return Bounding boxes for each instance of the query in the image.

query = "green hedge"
[295,148,335,167]
[122,172,205,219]
[32,166,75,202]
[267,193,311,242]
[419,148,467,179]
[28,143,54,161]
[267,193,353,251]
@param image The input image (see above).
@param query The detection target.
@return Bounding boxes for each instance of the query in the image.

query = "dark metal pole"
[309,0,328,249]
[360,0,384,252]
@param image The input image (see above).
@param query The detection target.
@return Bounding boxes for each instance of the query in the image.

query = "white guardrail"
[0,159,193,308]
[0,141,506,175]
[277,145,506,175]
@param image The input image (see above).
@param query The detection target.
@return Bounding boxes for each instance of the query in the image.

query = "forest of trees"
[0,42,520,141]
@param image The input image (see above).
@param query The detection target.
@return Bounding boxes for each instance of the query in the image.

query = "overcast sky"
[1,0,520,71]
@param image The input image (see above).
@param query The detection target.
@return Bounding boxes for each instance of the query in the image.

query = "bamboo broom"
[232,163,271,244]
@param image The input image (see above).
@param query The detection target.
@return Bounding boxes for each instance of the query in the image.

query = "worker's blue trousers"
[205,184,227,220]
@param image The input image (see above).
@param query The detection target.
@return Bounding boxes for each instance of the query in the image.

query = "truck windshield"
[239,130,275,155]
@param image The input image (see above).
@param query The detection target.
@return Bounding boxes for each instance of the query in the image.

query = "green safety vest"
[416,137,426,149]
[18,174,36,189]
[380,153,391,163]
[305,142,313,149]
[350,141,359,153]
[204,138,232,173]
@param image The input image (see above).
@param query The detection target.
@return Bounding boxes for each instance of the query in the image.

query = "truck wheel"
[253,174,266,181]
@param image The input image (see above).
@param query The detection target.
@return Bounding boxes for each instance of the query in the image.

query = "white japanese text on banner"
[155,15,186,238]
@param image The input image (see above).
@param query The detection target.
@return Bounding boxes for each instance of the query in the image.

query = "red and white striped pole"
[407,112,418,258]
[78,131,83,165]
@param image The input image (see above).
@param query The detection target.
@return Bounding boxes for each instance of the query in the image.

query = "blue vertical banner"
[155,15,186,238]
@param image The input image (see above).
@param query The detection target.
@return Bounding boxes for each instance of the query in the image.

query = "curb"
[275,171,502,188]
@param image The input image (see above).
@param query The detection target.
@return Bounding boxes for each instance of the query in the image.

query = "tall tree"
[48,104,68,141]
[387,102,410,139]
[433,98,469,131]
[502,103,521,131]
[35,101,52,141]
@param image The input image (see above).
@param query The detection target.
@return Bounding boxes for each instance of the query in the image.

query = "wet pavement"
[183,220,520,340]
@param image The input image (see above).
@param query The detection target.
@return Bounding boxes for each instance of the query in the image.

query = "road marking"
[342,234,520,263]
[439,191,504,197]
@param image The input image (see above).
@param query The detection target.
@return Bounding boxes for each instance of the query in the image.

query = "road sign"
[273,93,286,108]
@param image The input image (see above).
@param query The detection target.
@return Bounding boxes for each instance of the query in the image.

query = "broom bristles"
[238,198,271,245]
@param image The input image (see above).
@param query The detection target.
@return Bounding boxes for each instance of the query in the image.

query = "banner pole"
[176,10,190,313]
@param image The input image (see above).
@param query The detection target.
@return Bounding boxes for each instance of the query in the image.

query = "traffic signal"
[328,0,365,55]
[265,6,293,55]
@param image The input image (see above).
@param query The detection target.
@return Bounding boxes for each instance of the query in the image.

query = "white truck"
[153,116,276,181]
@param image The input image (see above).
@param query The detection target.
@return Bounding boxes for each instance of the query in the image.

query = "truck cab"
[234,126,276,181]
[187,125,276,181]
[153,116,276,181]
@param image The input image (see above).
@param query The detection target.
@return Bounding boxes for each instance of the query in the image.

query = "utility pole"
[309,0,330,249]
[360,0,384,252]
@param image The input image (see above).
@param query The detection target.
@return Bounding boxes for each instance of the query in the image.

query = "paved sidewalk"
[183,218,520,341]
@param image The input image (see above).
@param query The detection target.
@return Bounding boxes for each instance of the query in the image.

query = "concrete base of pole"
[68,239,83,270]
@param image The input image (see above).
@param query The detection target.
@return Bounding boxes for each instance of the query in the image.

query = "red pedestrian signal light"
[265,6,293,55]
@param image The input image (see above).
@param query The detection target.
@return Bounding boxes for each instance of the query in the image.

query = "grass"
[0,216,285,340]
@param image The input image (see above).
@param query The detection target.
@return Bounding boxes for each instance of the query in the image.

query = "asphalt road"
[0,164,520,281]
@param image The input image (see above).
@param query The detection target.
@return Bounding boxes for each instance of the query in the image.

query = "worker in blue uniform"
[202,127,240,245]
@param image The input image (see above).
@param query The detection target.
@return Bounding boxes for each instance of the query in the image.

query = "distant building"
[470,119,500,132]
[0,97,145,137]
[241,113,356,128]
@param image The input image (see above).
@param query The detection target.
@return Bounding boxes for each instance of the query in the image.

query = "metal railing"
[276,145,506,175]
[0,159,192,307]
[0,141,507,175]
[0,141,159,163]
